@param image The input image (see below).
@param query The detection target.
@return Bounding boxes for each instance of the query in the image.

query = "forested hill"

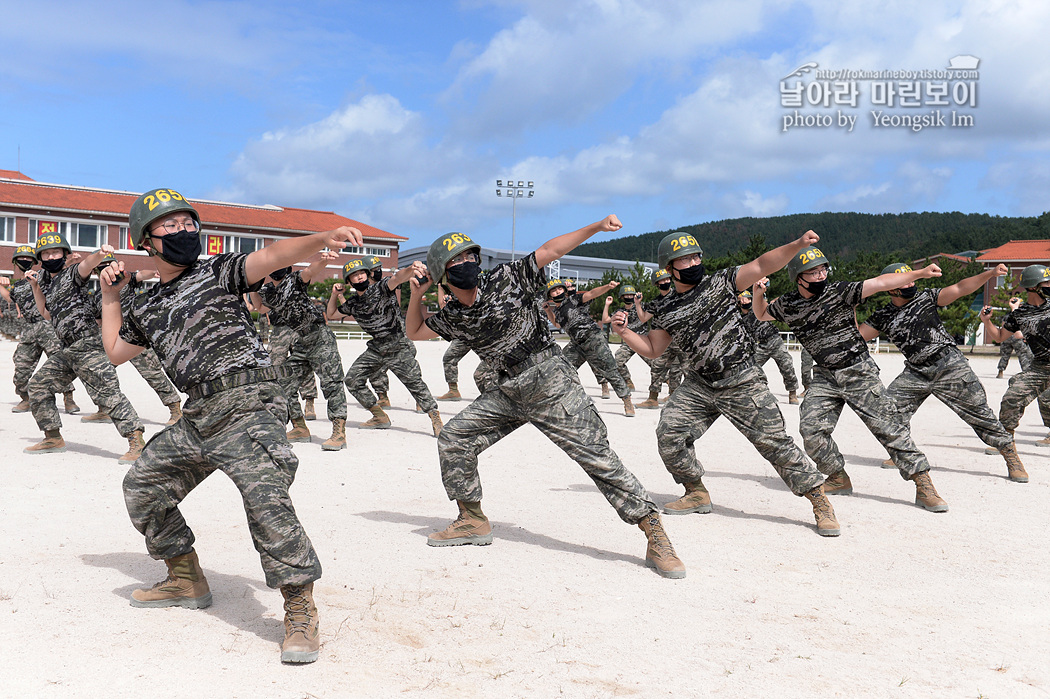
[575,211,1050,262]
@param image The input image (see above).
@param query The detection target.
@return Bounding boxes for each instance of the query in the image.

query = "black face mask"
[897,286,917,299]
[802,279,828,297]
[740,302,752,313]
[372,269,383,282]
[550,293,566,304]
[154,229,201,267]
[41,256,66,274]
[270,266,292,281]
[622,299,634,306]
[15,258,35,273]
[657,282,672,292]
[1038,287,1050,300]
[674,263,705,285]
[446,261,481,290]
[351,279,371,292]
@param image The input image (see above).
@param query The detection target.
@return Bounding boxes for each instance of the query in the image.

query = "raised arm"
[97,260,145,365]
[858,324,880,341]
[610,310,671,359]
[980,305,1007,343]
[300,250,339,284]
[535,216,622,269]
[24,270,50,321]
[405,270,439,341]
[937,264,1007,306]
[580,280,619,303]
[327,283,350,320]
[633,294,653,323]
[751,278,775,321]
[245,226,363,286]
[862,264,942,299]
[737,230,820,290]
[0,277,10,302]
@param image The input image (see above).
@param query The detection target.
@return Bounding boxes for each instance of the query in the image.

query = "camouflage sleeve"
[213,253,261,296]
[118,310,149,348]
[843,281,865,306]
[424,309,455,342]
[865,304,889,332]
[1002,312,1019,334]
[766,296,786,323]
[513,252,544,295]
[336,296,356,317]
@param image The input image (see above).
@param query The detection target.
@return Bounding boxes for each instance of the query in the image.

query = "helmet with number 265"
[657,231,704,269]
[427,232,481,284]
[787,246,831,283]
[128,188,200,251]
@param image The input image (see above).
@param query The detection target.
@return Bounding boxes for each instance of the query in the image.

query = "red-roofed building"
[0,170,405,280]
[974,240,1050,344]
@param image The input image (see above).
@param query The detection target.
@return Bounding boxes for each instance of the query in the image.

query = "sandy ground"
[0,337,1047,699]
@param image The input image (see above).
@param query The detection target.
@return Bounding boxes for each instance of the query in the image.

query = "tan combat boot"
[804,485,840,537]
[63,391,80,414]
[11,395,30,413]
[428,501,492,546]
[81,410,112,423]
[361,405,391,429]
[130,550,212,609]
[987,429,1012,455]
[287,417,311,442]
[911,471,948,512]
[788,390,799,405]
[623,396,635,417]
[303,398,317,421]
[663,479,712,515]
[999,443,1029,483]
[428,409,443,437]
[119,430,146,462]
[436,383,462,401]
[637,391,660,409]
[280,583,320,664]
[376,392,391,408]
[996,370,1004,379]
[882,458,896,469]
[24,429,66,454]
[1037,432,1050,447]
[600,383,610,399]
[322,418,347,451]
[165,402,183,425]
[823,469,853,495]
[638,512,686,579]
[627,379,636,391]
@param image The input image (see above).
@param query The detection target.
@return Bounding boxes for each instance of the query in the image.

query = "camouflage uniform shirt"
[739,309,780,343]
[259,272,325,336]
[1002,301,1050,364]
[646,266,755,377]
[118,253,270,392]
[550,292,600,342]
[864,289,954,366]
[767,281,867,370]
[425,253,553,371]
[10,278,45,323]
[337,280,404,341]
[39,264,101,346]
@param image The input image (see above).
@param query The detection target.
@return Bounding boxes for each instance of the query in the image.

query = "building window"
[28,219,106,249]
[366,247,389,257]
[0,216,14,243]
[341,246,364,255]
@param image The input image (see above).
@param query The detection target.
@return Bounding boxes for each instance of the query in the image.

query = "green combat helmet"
[426,232,481,285]
[1020,264,1050,289]
[657,231,703,269]
[127,188,199,251]
[652,268,671,284]
[881,263,913,276]
[546,278,567,297]
[95,253,125,283]
[342,258,369,282]
[619,284,637,298]
[34,231,71,259]
[786,246,830,283]
[13,245,36,262]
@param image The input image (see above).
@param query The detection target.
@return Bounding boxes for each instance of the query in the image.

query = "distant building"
[0,170,405,283]
[398,245,657,283]
[975,240,1050,344]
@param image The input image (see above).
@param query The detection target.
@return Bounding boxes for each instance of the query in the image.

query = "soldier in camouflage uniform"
[260,304,321,420]
[328,258,442,435]
[631,268,684,409]
[997,331,1032,378]
[981,264,1050,453]
[406,220,686,579]
[858,262,1026,483]
[545,278,635,416]
[737,289,800,404]
[0,245,79,414]
[437,338,471,400]
[254,251,348,450]
[613,230,840,537]
[610,285,648,391]
[98,188,358,664]
[22,234,144,460]
[754,244,950,513]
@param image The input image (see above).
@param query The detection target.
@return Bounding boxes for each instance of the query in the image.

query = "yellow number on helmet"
[168,190,184,201]
[156,190,171,203]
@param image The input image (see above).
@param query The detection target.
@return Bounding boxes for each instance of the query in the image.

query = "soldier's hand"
[604,296,613,306]
[608,280,619,289]
[324,226,363,250]
[68,252,83,262]
[332,283,345,295]
[99,260,130,293]
[921,263,942,278]
[410,269,432,295]
[753,278,768,293]
[610,309,629,334]
[0,276,9,288]
[599,215,622,233]
[994,263,1009,276]
[320,250,339,261]
[1009,297,1022,310]
[25,270,39,284]
[981,305,993,317]
[798,230,819,247]
[99,244,116,255]
[635,292,643,301]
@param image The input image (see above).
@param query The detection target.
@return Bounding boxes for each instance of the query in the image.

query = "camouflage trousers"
[130,348,181,407]
[998,361,1050,432]
[564,337,605,387]
[269,325,318,400]
[614,343,650,386]
[800,348,813,389]
[473,360,499,394]
[437,353,657,524]
[754,335,799,392]
[561,332,630,398]
[12,320,73,399]
[28,336,142,437]
[888,349,1012,450]
[256,313,271,343]
[345,335,437,412]
[802,356,929,480]
[998,336,1033,373]
[122,381,321,588]
[649,341,684,395]
[282,326,348,421]
[656,367,823,495]
[442,339,471,384]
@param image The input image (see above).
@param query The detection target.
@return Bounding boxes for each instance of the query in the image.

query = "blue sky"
[1,1,1047,255]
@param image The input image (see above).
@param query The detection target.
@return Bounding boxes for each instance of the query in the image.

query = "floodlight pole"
[495,179,535,261]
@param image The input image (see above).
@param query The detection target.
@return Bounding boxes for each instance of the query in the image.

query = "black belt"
[501,345,561,378]
[912,345,953,369]
[185,366,287,401]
